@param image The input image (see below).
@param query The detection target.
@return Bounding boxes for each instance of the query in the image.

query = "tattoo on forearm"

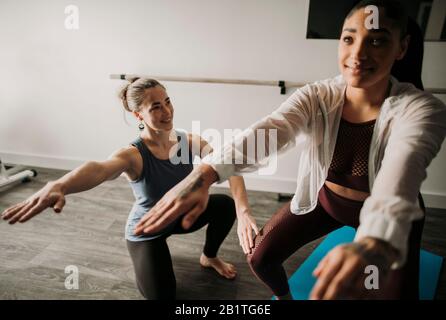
[178,171,204,199]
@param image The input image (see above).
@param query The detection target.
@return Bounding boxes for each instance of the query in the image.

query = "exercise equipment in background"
[0,158,37,190]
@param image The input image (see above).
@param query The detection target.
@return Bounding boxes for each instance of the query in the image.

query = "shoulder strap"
[130,136,151,180]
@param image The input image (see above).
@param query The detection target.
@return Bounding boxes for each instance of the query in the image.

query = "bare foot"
[200,253,237,279]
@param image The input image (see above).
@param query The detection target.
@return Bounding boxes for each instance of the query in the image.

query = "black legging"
[126,194,236,300]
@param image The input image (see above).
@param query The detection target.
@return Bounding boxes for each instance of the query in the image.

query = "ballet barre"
[110,74,308,95]
[110,74,446,95]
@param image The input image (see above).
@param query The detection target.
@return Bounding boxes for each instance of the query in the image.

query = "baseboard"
[212,175,297,194]
[421,192,446,210]
[2,151,446,209]
[1,151,88,171]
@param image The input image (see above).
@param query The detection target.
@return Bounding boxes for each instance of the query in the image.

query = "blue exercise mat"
[273,226,443,300]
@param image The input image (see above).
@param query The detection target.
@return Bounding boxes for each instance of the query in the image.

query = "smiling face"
[134,85,174,132]
[338,7,409,89]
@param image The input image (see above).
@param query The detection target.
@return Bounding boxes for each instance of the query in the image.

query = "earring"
[138,121,144,131]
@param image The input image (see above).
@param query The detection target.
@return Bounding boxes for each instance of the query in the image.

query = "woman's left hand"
[236,208,259,255]
[310,237,398,300]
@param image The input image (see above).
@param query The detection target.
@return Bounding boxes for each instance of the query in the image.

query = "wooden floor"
[0,166,445,300]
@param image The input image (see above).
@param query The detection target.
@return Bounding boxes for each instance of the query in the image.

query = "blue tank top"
[125,129,194,241]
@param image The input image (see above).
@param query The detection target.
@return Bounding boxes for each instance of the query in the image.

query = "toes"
[224,265,237,279]
[202,257,237,279]
[223,262,236,274]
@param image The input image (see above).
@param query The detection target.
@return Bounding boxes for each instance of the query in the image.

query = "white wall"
[1,0,445,207]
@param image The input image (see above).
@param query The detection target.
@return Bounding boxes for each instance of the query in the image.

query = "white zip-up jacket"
[204,75,446,269]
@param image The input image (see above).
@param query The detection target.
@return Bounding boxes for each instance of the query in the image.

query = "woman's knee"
[247,245,272,274]
[246,251,259,271]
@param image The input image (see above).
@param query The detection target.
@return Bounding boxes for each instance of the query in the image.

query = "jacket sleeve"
[202,84,317,182]
[354,94,446,269]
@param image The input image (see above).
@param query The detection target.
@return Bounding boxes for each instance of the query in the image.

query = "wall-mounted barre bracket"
[278,80,286,95]
[110,74,446,95]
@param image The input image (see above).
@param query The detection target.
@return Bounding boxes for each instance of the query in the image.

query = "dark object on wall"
[307,0,445,42]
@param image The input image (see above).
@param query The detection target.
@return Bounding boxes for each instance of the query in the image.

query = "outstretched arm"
[1,147,135,224]
[134,134,259,246]
[134,86,315,236]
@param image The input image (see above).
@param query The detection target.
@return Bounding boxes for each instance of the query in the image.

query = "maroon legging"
[247,183,425,299]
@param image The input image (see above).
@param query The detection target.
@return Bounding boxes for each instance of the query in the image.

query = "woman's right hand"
[1,181,66,224]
